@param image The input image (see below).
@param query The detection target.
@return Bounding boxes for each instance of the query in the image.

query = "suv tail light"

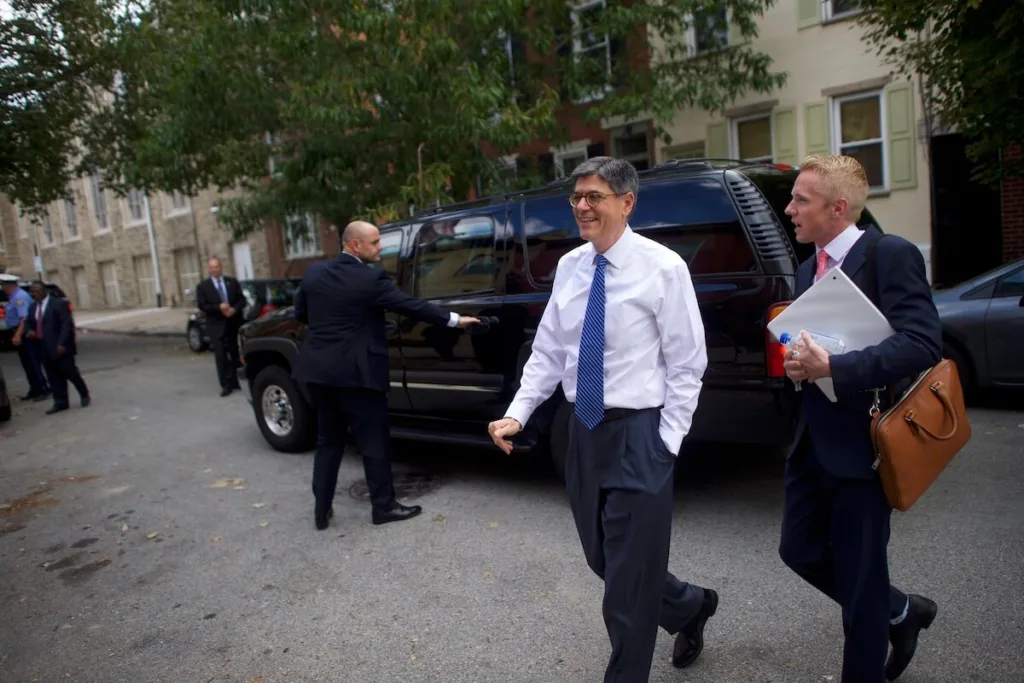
[259,304,278,317]
[67,301,74,313]
[765,301,791,377]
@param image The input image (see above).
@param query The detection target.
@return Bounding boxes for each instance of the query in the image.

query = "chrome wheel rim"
[188,327,202,350]
[260,384,293,436]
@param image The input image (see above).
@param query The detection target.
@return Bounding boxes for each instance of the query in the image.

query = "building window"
[63,197,78,239]
[731,113,774,163]
[823,0,862,22]
[89,174,109,232]
[167,191,189,215]
[555,148,588,179]
[72,266,90,309]
[174,247,201,302]
[613,127,651,171]
[41,208,54,246]
[0,223,5,251]
[284,213,322,259]
[663,141,706,161]
[571,0,612,102]
[133,254,157,306]
[100,261,120,306]
[126,188,146,225]
[687,7,729,54]
[832,91,885,189]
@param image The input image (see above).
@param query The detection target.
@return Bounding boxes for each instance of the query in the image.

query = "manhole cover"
[348,472,442,501]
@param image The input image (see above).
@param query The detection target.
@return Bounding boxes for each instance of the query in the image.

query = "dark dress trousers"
[25,297,89,407]
[779,228,942,683]
[196,276,246,390]
[292,253,452,512]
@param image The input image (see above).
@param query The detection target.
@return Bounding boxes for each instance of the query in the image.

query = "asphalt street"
[1,335,1022,683]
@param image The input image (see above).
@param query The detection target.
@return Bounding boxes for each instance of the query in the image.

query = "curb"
[77,327,182,339]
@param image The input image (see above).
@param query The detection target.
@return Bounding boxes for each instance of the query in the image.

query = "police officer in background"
[1,274,50,401]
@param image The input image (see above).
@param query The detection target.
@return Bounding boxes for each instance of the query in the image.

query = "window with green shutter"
[885,81,918,190]
[832,91,886,189]
[797,0,821,29]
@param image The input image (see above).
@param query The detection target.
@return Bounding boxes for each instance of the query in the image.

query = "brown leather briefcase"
[869,358,971,512]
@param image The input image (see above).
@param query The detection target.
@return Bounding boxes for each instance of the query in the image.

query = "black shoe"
[886,594,937,680]
[20,392,38,401]
[220,387,233,397]
[81,395,91,408]
[672,588,719,668]
[33,393,50,403]
[372,503,422,526]
[314,506,334,531]
[45,404,69,415]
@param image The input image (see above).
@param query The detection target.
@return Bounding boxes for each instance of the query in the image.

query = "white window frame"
[87,174,110,234]
[830,90,888,191]
[553,142,590,179]
[165,191,190,218]
[71,266,90,309]
[61,195,79,241]
[730,112,775,163]
[40,207,55,247]
[823,0,863,22]
[570,0,613,104]
[100,261,121,306]
[685,7,730,55]
[284,213,322,260]
[124,188,147,228]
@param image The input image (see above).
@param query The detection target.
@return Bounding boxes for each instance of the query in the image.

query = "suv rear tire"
[187,323,207,353]
[251,365,316,453]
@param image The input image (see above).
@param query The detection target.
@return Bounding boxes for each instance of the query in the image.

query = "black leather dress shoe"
[45,404,69,415]
[672,588,719,668]
[220,387,233,397]
[886,594,937,680]
[81,395,91,408]
[372,503,422,526]
[314,506,334,531]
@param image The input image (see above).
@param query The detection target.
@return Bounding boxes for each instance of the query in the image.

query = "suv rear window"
[522,177,756,284]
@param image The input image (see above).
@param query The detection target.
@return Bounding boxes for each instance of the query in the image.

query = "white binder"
[767,267,894,402]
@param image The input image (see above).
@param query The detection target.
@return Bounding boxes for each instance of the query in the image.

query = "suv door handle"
[467,316,499,335]
[385,319,398,334]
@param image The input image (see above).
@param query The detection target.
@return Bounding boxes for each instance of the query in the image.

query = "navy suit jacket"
[792,228,942,479]
[291,253,451,392]
[25,296,76,358]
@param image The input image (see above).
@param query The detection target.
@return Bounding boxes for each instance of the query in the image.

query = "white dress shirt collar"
[585,224,634,270]
[817,223,863,266]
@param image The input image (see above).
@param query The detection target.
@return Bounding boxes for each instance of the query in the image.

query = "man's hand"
[456,316,482,329]
[488,417,522,455]
[56,345,66,356]
[783,331,831,382]
[11,334,21,346]
[219,302,231,315]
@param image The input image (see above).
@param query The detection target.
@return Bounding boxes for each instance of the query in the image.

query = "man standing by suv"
[2,275,50,402]
[293,220,479,531]
[196,257,245,397]
[487,157,718,682]
[781,155,940,682]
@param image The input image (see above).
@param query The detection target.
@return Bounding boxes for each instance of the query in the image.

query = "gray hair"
[570,156,639,197]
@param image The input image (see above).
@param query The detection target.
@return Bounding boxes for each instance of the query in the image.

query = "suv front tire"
[251,364,316,453]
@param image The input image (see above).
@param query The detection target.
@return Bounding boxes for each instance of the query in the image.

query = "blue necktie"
[576,254,607,430]
[216,278,227,302]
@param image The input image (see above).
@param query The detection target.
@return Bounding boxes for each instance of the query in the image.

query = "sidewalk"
[74,307,189,338]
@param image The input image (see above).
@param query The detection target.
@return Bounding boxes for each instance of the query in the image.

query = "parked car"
[236,159,888,474]
[0,280,72,349]
[185,278,302,352]
[933,258,1024,396]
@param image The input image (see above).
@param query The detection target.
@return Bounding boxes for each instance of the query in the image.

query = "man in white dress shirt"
[487,157,718,682]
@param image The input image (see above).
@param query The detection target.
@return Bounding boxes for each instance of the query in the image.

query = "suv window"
[414,216,496,298]
[378,228,404,278]
[995,267,1024,298]
[522,177,756,284]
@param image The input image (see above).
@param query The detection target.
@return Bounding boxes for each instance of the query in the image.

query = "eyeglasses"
[568,191,621,208]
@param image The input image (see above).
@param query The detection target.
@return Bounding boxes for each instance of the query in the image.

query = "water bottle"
[779,331,846,356]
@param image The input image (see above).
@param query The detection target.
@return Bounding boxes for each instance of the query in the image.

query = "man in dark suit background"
[292,220,480,530]
[24,281,90,415]
[781,155,942,682]
[196,257,246,396]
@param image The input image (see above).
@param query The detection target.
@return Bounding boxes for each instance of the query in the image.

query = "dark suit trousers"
[565,406,705,683]
[210,324,241,390]
[307,384,397,512]
[780,435,908,683]
[41,350,88,407]
[18,340,49,395]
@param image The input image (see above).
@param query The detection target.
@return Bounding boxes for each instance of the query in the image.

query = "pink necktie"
[815,250,830,281]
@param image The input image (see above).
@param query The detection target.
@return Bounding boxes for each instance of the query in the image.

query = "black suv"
[237,160,884,473]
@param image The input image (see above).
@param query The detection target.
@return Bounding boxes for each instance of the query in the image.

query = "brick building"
[1002,145,1024,263]
[0,180,271,311]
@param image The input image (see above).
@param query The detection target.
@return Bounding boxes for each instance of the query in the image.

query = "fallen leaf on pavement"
[433,513,446,524]
[146,532,160,540]
[211,536,222,543]
[210,478,245,488]
[488,522,499,529]
[121,524,129,533]
[259,521,269,528]
[252,503,266,508]
[233,486,246,491]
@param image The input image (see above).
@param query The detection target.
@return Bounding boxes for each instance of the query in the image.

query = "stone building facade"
[0,180,272,311]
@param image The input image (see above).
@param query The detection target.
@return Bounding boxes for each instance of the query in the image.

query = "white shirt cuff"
[659,427,684,457]
[447,312,460,327]
[504,401,533,429]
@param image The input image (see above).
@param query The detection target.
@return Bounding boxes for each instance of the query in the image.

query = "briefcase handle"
[903,382,958,441]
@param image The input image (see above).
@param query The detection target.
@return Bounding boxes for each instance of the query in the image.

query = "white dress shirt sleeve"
[504,264,569,427]
[447,312,460,327]
[655,260,708,455]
